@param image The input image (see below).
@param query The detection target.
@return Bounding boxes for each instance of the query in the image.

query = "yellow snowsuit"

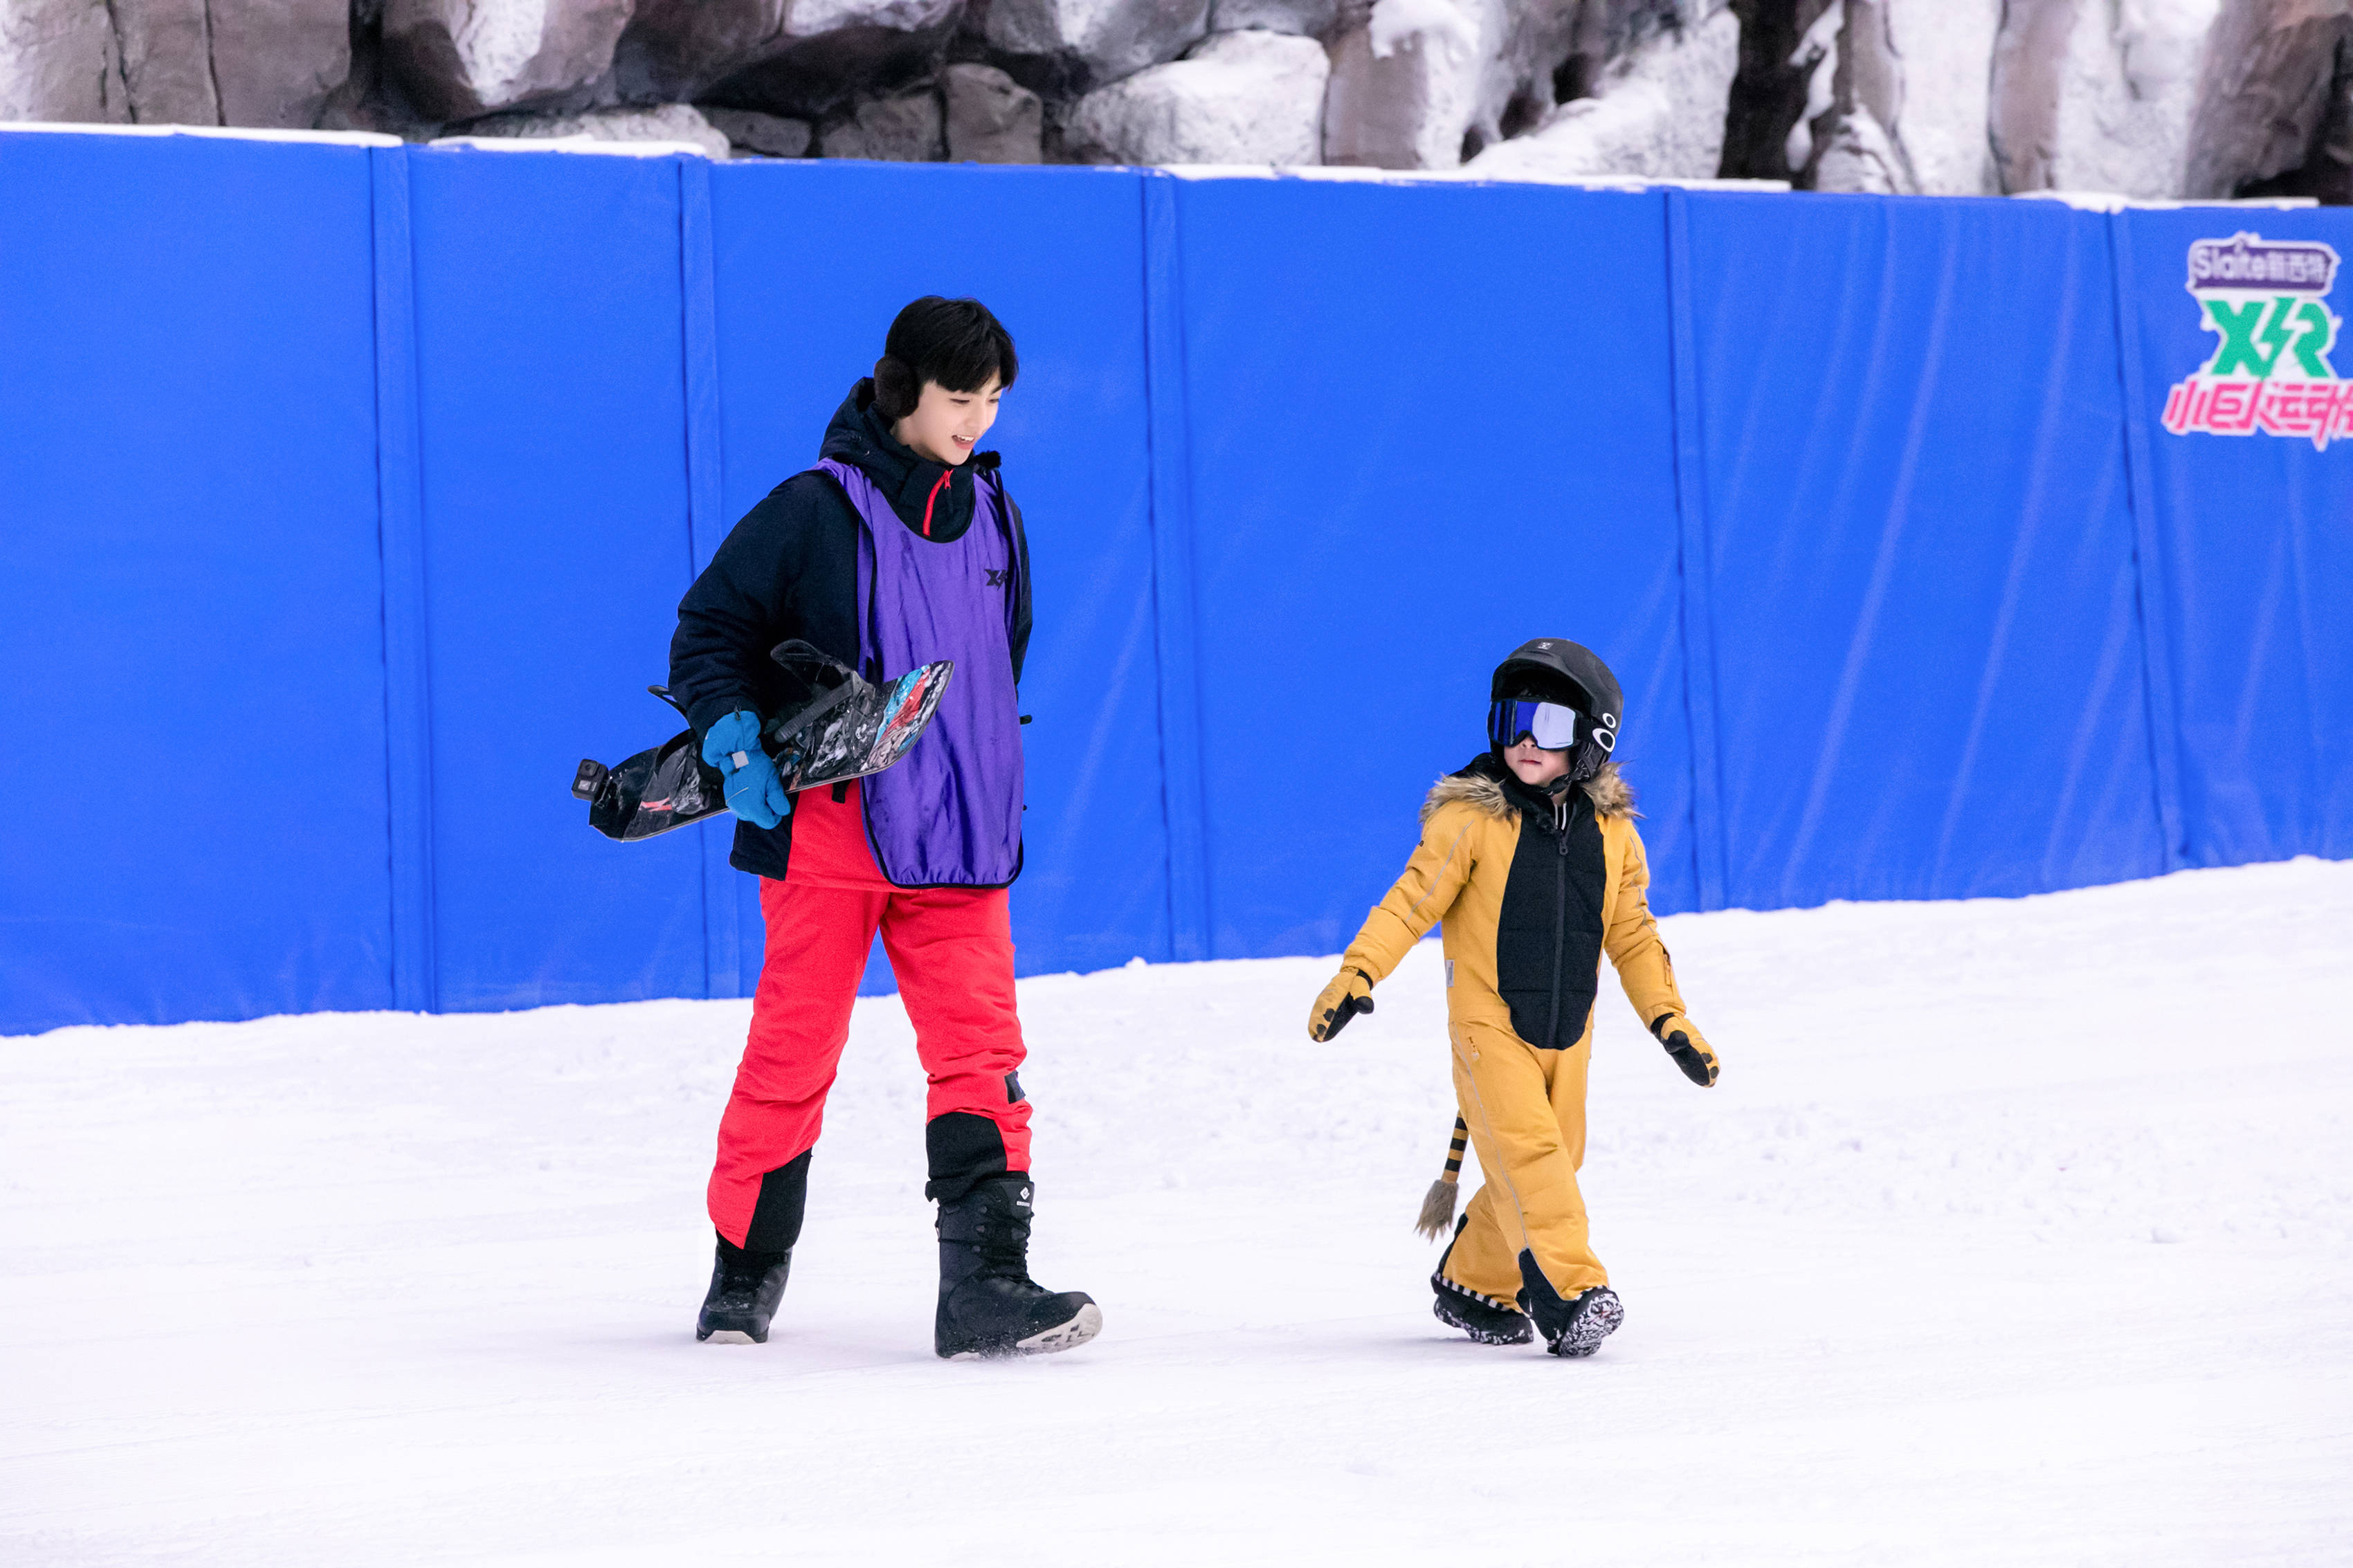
[1331,763,1716,1312]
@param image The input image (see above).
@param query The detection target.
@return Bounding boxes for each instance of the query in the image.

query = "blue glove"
[701,711,791,830]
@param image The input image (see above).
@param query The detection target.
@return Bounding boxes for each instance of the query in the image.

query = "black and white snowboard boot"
[1517,1250,1623,1358]
[1431,1218,1533,1344]
[1433,1275,1535,1344]
[934,1176,1101,1360]
[1539,1286,1624,1358]
[696,1234,792,1344]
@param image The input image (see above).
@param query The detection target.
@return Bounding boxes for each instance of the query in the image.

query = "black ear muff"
[872,356,919,421]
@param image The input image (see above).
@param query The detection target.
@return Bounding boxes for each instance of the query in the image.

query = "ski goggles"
[1488,698,1610,754]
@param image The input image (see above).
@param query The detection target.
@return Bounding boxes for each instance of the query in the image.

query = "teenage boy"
[669,296,1099,1360]
[1307,639,1721,1358]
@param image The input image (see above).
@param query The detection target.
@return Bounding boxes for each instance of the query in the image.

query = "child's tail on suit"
[1415,1115,1470,1239]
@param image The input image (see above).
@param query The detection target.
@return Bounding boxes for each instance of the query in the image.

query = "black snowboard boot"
[696,1233,792,1344]
[1517,1250,1622,1358]
[1433,1274,1534,1344]
[934,1176,1101,1360]
[1431,1216,1533,1344]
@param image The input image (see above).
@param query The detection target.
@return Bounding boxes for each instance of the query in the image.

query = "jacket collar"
[817,380,999,541]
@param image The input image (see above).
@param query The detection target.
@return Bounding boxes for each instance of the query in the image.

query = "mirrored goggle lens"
[1488,699,1581,751]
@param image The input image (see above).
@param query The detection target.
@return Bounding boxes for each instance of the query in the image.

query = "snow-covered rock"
[943,62,1042,163]
[702,104,812,156]
[1878,0,1999,195]
[1323,0,1503,170]
[0,0,345,127]
[383,0,637,121]
[460,100,733,156]
[817,86,943,158]
[1466,5,1738,181]
[1990,0,2223,198]
[1209,0,1337,37]
[2184,0,2353,199]
[986,0,1212,85]
[1069,27,1327,164]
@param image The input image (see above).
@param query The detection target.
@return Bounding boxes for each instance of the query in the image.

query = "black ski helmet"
[1489,637,1623,783]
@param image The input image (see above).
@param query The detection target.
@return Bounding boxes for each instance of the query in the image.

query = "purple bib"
[819,458,1024,887]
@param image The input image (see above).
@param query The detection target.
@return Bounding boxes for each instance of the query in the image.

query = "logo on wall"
[2161,233,2347,450]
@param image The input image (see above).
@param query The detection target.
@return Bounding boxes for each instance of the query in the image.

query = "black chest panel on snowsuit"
[1493,799,1606,1050]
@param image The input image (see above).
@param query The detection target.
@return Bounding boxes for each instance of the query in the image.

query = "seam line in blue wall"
[678,154,742,998]
[370,145,439,1012]
[1142,173,1211,963]
[2105,210,2187,873]
[1663,188,1729,913]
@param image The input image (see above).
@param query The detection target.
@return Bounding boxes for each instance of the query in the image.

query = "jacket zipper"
[920,468,952,538]
[1546,795,1569,1048]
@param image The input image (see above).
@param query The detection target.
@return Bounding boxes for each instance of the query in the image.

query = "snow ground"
[5,859,2351,1566]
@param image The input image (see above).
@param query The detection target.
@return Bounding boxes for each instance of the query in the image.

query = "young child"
[1307,637,1721,1358]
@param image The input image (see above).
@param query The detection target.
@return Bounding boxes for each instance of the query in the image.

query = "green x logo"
[2203,296,2341,379]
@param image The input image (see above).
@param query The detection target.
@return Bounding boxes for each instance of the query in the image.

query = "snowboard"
[572,641,953,843]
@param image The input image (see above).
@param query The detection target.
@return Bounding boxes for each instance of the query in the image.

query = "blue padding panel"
[1682,194,2165,907]
[405,148,705,1010]
[2115,207,2353,868]
[1169,179,1696,958]
[707,162,1168,992]
[0,134,389,1034]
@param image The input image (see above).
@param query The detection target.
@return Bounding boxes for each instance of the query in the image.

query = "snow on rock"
[816,85,943,158]
[703,103,812,156]
[462,100,734,155]
[1991,0,2223,198]
[3,859,2348,1562]
[1466,5,1738,181]
[1323,0,1502,169]
[986,0,1213,86]
[1875,0,1999,195]
[1210,0,1338,37]
[1797,0,1916,192]
[943,61,1044,162]
[383,0,636,120]
[1068,28,1328,165]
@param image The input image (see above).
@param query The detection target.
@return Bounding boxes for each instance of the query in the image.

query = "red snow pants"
[707,779,1031,1251]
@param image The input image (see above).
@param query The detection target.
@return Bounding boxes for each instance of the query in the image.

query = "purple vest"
[818,458,1024,887]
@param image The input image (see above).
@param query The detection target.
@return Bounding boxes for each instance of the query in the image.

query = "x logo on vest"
[985,569,1010,587]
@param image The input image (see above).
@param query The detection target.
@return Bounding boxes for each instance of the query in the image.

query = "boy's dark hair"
[871,296,1019,421]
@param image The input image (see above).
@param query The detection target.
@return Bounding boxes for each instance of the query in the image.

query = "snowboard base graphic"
[572,642,952,843]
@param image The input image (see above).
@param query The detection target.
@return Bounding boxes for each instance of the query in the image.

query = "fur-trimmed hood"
[1419,760,1635,824]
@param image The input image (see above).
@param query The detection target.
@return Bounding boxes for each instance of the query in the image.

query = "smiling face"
[893,374,1003,466]
[1505,738,1572,788]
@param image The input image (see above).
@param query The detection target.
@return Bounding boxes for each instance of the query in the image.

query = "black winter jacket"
[668,382,1034,879]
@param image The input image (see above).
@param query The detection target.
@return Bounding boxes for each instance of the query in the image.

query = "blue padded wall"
[4,138,2347,1036]
[403,149,707,1011]
[1165,178,1696,959]
[707,162,1168,992]
[1677,192,2168,908]
[0,133,390,1032]
[2114,206,2353,870]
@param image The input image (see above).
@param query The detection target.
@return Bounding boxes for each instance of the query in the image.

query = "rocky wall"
[0,0,2341,202]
